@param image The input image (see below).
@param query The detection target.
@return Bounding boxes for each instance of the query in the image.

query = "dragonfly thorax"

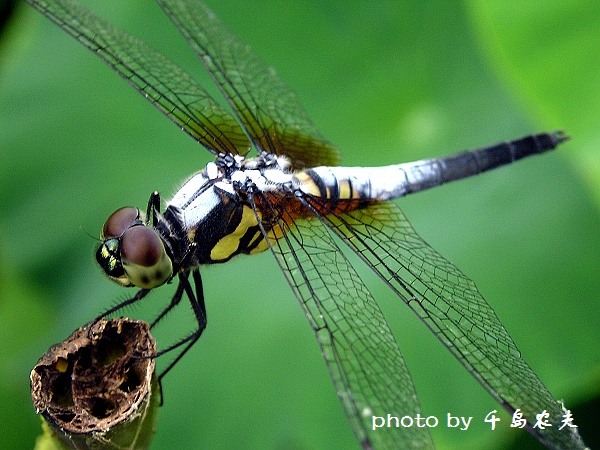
[167,155,294,266]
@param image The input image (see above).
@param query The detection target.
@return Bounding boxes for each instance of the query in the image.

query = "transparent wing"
[306,199,586,450]
[251,192,434,449]
[26,0,250,156]
[158,0,341,169]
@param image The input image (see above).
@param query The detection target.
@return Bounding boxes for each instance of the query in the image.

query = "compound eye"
[121,226,172,289]
[101,207,142,239]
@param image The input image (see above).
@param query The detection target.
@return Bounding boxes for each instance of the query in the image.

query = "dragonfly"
[26,0,586,448]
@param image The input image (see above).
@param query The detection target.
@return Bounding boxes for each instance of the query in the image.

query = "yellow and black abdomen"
[293,132,568,208]
[292,165,407,209]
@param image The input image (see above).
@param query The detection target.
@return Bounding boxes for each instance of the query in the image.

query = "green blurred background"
[1,1,598,449]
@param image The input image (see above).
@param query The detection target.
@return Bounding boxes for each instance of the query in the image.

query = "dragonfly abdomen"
[294,131,567,203]
[430,131,567,186]
[395,131,567,197]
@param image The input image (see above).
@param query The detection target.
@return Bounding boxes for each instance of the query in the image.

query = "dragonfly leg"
[93,288,151,323]
[150,280,185,329]
[154,269,207,382]
[146,191,161,226]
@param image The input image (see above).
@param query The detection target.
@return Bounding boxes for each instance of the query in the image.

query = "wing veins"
[307,198,585,449]
[248,191,434,449]
[27,0,250,156]
[157,0,340,168]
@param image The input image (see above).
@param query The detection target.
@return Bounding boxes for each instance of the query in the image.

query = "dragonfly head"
[96,207,173,289]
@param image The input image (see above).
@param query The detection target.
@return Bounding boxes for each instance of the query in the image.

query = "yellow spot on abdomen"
[294,171,321,196]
